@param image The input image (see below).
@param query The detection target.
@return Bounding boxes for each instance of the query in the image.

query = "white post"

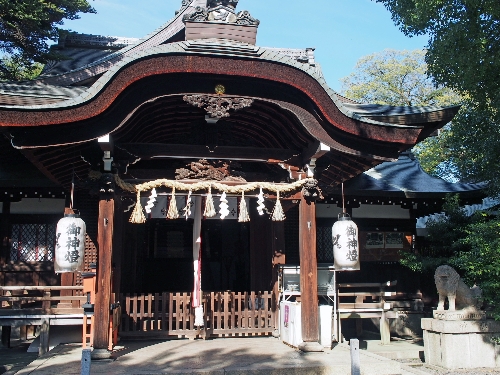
[81,348,91,375]
[192,196,204,327]
[350,338,360,375]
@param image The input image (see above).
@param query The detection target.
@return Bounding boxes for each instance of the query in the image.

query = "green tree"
[452,216,500,319]
[340,49,461,179]
[340,49,461,107]
[375,0,500,192]
[402,194,500,318]
[0,0,95,81]
[2,55,43,81]
[401,195,470,272]
[374,0,500,103]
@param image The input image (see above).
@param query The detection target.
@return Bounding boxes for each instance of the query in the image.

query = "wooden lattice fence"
[119,291,275,338]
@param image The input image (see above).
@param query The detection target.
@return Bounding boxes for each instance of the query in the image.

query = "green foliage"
[414,97,500,192]
[374,0,500,103]
[1,55,43,81]
[400,194,470,271]
[340,49,461,106]
[445,101,500,193]
[0,0,95,81]
[399,251,448,273]
[491,336,500,345]
[400,194,500,318]
[451,216,500,319]
[412,125,456,180]
[375,0,500,192]
[340,49,462,180]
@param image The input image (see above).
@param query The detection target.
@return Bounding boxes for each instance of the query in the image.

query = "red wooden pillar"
[112,198,123,298]
[92,189,114,359]
[298,198,322,352]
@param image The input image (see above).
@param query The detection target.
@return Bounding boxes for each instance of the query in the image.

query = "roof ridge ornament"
[183,0,259,26]
[235,10,260,26]
[184,6,209,21]
[208,0,239,9]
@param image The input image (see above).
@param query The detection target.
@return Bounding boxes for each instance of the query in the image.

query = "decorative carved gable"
[175,159,247,181]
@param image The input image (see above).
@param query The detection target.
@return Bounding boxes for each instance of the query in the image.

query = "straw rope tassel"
[238,191,250,222]
[204,186,216,218]
[272,191,286,222]
[167,188,180,219]
[129,190,146,224]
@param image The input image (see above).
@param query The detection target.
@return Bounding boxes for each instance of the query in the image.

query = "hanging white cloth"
[192,196,204,326]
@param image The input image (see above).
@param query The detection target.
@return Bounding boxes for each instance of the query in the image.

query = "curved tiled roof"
[0,82,85,106]
[40,48,120,77]
[0,1,461,189]
[343,103,459,125]
[0,39,456,146]
[344,152,486,198]
[32,0,207,87]
[417,197,498,229]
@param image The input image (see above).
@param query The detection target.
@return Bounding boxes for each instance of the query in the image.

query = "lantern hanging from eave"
[332,213,360,271]
[54,213,86,273]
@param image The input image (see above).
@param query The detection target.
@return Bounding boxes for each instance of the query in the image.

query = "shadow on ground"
[0,342,38,374]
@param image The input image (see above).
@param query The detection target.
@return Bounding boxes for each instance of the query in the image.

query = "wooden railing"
[0,286,85,315]
[336,281,397,345]
[119,291,275,339]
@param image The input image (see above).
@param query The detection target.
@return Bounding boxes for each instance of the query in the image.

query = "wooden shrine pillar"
[92,175,115,359]
[298,197,322,352]
[112,197,123,298]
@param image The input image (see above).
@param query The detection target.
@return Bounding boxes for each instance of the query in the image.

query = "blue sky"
[63,0,428,91]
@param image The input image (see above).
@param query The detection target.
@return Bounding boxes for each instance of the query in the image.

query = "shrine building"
[0,0,468,355]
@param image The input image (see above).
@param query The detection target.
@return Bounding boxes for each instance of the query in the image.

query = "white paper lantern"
[54,214,86,273]
[332,213,360,271]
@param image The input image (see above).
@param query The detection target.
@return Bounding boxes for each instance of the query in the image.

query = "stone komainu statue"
[434,265,481,311]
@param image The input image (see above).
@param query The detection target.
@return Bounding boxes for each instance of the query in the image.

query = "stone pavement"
[4,336,500,375]
[8,337,423,375]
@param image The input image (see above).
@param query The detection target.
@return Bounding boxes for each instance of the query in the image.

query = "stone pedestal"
[91,348,112,360]
[298,341,324,352]
[422,310,500,369]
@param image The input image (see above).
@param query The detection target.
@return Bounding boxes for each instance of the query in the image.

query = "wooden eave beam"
[20,149,62,186]
[117,143,302,165]
[302,141,330,166]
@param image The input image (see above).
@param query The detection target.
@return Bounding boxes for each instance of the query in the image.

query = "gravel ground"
[396,358,500,375]
[420,367,500,374]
